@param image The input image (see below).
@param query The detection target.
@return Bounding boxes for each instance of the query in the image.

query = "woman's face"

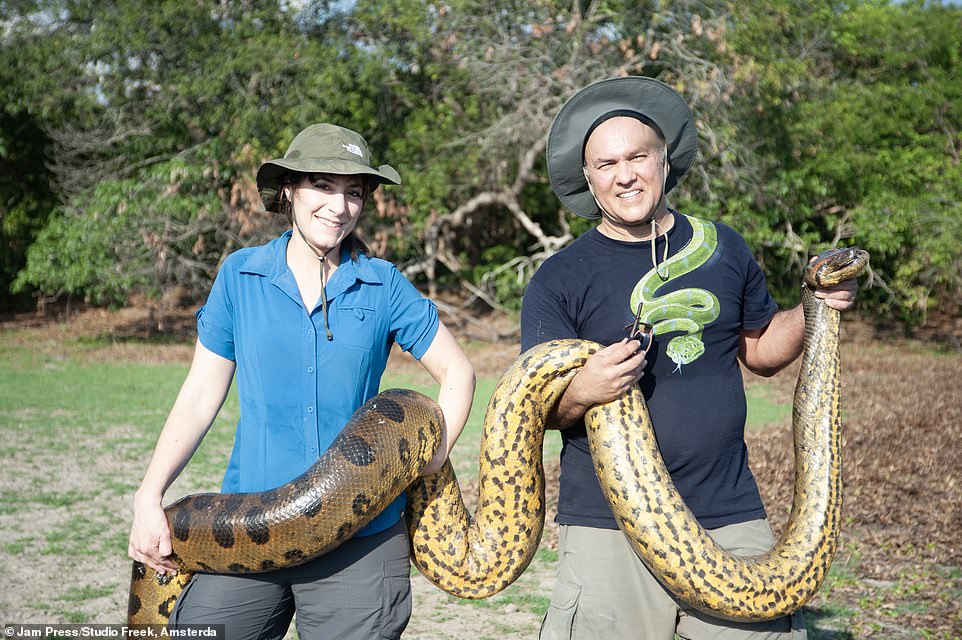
[287,173,366,252]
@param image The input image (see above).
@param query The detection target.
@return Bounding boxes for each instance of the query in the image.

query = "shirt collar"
[238,232,289,278]
[239,231,384,299]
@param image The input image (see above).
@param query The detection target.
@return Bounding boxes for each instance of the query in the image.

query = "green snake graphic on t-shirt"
[629,215,719,371]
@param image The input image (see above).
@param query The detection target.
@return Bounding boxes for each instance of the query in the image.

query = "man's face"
[583,116,668,240]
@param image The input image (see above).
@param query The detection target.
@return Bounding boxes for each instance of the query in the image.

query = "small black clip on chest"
[625,301,654,355]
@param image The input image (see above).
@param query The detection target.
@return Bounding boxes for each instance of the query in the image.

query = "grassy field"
[1,315,959,639]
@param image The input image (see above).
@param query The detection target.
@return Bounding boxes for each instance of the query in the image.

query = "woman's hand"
[128,495,179,574]
[127,340,236,572]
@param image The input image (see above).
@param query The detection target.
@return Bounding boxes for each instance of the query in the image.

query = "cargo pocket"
[539,579,582,640]
[377,558,412,639]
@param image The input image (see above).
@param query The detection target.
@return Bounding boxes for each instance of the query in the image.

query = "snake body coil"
[128,247,867,625]
[410,247,868,619]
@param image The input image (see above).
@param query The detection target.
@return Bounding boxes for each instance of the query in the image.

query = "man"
[521,77,858,639]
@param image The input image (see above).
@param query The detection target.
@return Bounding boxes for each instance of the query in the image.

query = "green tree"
[346,0,740,315]
[725,0,962,324]
[12,0,394,304]
[0,111,56,311]
[0,4,80,310]
[6,0,960,328]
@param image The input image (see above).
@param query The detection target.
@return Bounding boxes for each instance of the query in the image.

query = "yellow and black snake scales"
[128,247,869,625]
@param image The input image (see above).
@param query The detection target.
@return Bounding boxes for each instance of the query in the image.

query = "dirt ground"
[2,302,960,638]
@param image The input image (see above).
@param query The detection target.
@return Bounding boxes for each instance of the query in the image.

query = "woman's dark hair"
[277,171,374,258]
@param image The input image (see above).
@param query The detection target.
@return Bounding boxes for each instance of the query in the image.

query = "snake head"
[804,247,870,289]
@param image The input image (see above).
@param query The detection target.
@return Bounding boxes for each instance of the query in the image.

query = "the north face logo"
[342,143,363,157]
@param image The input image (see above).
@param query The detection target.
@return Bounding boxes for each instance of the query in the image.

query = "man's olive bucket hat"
[546,76,698,219]
[257,123,401,212]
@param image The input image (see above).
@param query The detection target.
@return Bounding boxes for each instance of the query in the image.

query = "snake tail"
[127,388,444,625]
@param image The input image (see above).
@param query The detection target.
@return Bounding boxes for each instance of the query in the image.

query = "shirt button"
[307,366,314,373]
[306,406,314,413]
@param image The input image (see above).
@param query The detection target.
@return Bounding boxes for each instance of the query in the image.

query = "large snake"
[629,214,720,368]
[128,247,868,625]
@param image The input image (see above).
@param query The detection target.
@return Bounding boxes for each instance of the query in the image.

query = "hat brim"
[256,157,401,212]
[546,77,698,219]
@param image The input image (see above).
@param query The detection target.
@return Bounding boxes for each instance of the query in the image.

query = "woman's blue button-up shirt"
[195,231,439,536]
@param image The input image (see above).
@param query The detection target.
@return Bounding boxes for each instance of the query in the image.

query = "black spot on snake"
[338,434,376,466]
[211,513,235,548]
[245,509,270,545]
[171,509,192,542]
[284,549,306,562]
[374,396,405,422]
[301,494,323,518]
[398,437,411,463]
[223,494,246,512]
[128,594,141,616]
[158,596,176,618]
[191,494,214,510]
[352,493,372,516]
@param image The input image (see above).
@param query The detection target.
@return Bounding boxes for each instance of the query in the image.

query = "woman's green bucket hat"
[546,76,698,219]
[257,123,401,212]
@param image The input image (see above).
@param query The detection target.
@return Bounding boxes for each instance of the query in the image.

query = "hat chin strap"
[583,153,671,281]
[289,192,339,341]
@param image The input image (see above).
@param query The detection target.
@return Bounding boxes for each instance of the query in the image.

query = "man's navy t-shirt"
[520,212,779,530]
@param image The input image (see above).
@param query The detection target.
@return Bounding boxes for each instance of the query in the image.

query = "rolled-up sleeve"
[387,268,438,360]
[196,263,236,361]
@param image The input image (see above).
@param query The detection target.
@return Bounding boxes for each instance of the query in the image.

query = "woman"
[128,123,476,639]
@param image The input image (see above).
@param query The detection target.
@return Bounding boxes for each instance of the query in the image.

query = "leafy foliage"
[0,111,56,309]
[3,0,961,327]
[723,0,962,321]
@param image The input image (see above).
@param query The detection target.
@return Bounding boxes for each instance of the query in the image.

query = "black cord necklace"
[293,219,337,341]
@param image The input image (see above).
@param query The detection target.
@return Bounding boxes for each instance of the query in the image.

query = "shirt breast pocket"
[336,304,380,350]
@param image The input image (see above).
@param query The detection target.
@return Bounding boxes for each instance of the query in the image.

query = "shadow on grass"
[804,606,856,640]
